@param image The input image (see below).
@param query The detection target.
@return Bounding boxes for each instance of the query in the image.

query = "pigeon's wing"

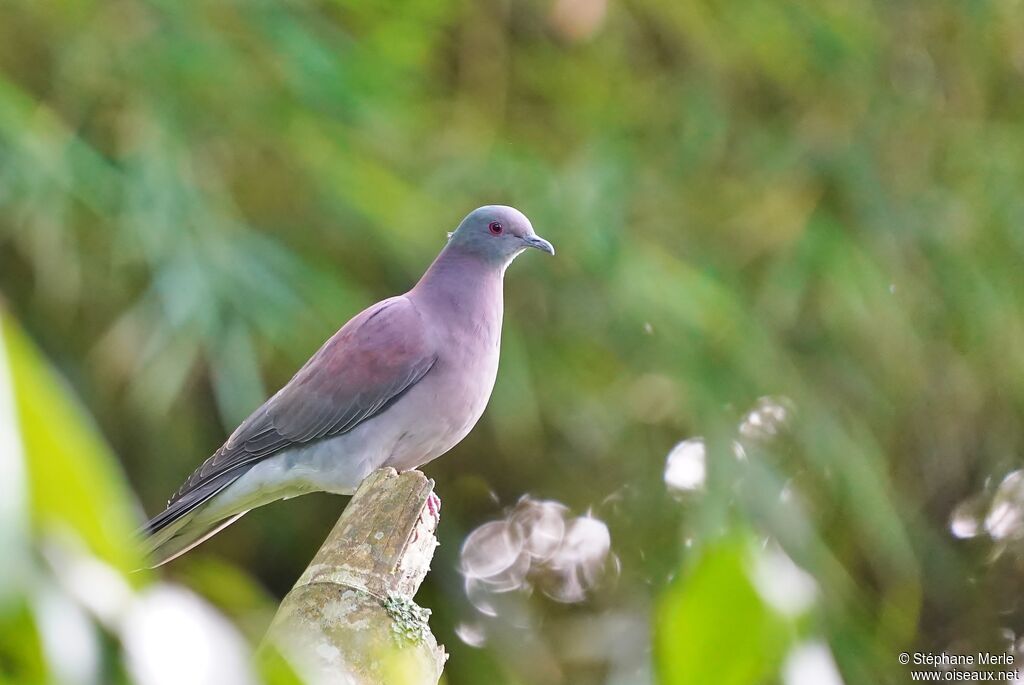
[143,296,436,536]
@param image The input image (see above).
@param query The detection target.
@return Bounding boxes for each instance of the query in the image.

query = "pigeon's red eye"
[488,221,503,235]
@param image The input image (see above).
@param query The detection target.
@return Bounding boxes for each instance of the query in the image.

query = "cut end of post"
[295,468,440,599]
[262,468,446,684]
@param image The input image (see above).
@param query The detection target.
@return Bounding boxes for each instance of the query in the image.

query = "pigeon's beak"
[523,234,555,256]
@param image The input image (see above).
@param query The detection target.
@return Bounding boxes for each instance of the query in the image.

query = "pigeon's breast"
[380,309,501,471]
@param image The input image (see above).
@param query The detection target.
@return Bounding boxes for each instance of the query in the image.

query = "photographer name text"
[904,652,1015,666]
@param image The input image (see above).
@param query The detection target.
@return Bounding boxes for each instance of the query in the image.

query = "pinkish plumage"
[142,205,553,566]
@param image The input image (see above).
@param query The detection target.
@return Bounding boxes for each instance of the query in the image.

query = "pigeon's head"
[448,205,554,264]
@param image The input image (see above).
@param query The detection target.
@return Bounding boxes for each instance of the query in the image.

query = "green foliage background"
[2,0,1024,683]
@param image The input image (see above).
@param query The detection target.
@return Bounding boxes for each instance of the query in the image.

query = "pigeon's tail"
[137,467,253,569]
[141,510,249,568]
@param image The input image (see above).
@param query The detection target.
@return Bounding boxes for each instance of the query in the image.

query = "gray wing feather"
[143,296,435,536]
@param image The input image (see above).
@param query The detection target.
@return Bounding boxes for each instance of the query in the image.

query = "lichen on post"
[261,468,447,684]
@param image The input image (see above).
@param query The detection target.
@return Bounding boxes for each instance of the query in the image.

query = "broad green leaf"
[656,536,791,685]
[0,311,145,577]
[0,601,47,684]
[256,642,305,685]
[0,312,29,605]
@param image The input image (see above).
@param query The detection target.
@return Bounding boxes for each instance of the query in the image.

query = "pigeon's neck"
[409,244,505,326]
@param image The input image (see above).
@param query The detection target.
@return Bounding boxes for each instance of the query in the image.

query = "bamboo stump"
[262,468,446,684]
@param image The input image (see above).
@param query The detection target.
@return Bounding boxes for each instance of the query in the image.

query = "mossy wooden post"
[262,468,446,684]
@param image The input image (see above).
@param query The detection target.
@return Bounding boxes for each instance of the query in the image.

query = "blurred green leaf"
[656,535,790,685]
[0,311,145,578]
[0,313,29,607]
[0,601,47,684]
[255,642,305,685]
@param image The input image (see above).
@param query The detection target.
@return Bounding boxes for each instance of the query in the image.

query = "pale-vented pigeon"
[142,205,553,566]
